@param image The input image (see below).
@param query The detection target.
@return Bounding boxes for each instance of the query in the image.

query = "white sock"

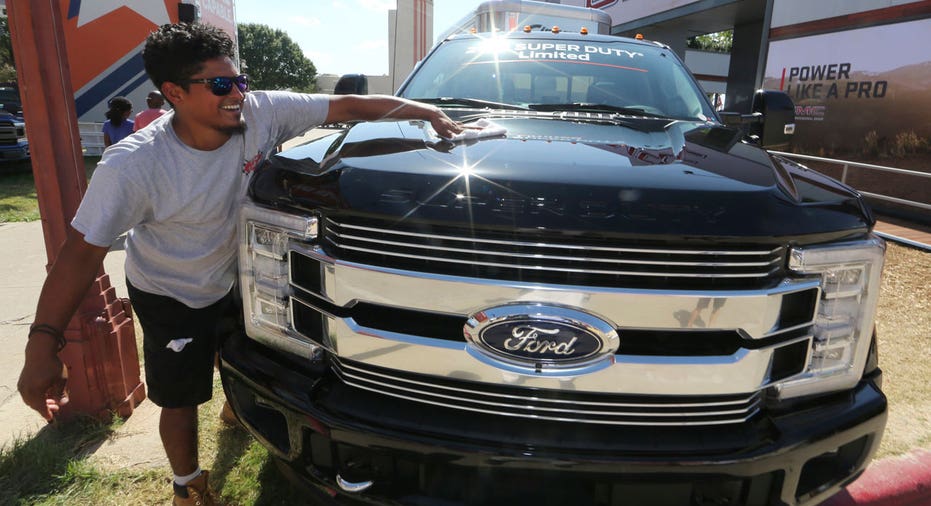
[174,467,202,486]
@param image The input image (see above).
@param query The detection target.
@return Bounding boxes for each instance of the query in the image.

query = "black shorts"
[127,280,238,408]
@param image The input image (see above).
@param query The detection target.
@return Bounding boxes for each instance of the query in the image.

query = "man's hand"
[18,335,69,421]
[428,110,463,140]
[18,225,108,421]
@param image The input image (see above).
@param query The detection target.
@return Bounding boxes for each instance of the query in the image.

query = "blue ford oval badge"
[464,304,619,373]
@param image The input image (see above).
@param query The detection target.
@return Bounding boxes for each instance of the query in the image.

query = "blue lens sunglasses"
[183,74,249,96]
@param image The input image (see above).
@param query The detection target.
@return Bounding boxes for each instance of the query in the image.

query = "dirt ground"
[873,241,931,458]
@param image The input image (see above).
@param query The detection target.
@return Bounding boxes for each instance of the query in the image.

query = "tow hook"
[336,473,374,493]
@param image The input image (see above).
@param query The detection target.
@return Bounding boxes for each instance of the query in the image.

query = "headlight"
[773,235,885,399]
[240,201,320,358]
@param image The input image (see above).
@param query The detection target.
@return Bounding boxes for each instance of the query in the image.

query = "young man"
[17,22,461,505]
[133,90,167,131]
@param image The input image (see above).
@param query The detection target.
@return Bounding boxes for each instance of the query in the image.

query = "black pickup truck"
[220,28,886,506]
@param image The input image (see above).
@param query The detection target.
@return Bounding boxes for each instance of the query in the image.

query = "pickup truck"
[0,112,29,161]
[0,86,29,161]
[220,26,886,506]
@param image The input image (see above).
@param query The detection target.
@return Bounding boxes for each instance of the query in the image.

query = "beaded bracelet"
[28,323,67,351]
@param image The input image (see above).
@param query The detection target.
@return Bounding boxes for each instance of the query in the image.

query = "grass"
[0,164,41,223]
[0,379,310,506]
[0,158,99,223]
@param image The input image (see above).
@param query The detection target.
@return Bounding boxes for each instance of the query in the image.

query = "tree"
[0,17,17,83]
[237,23,317,92]
[687,30,733,53]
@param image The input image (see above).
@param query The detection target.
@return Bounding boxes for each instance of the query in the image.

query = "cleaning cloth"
[442,118,507,142]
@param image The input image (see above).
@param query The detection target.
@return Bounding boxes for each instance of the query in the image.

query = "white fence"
[769,151,931,213]
[78,122,105,156]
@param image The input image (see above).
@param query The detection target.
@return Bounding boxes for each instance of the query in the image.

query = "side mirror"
[750,89,795,149]
[334,74,368,95]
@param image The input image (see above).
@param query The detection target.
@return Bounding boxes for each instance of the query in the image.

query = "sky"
[234,0,487,76]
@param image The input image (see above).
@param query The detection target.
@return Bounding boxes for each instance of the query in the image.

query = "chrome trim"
[328,316,776,395]
[326,240,780,278]
[290,244,818,341]
[323,219,786,280]
[330,221,781,256]
[333,359,762,426]
[330,231,782,267]
[337,359,759,409]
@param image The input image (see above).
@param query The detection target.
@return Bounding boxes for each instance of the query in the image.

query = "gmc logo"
[587,0,618,8]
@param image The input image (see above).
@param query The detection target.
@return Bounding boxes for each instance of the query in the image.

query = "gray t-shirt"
[72,91,329,308]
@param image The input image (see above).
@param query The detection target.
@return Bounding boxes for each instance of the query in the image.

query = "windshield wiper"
[416,97,529,111]
[527,102,666,118]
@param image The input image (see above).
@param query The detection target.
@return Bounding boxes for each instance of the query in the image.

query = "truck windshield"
[400,36,715,121]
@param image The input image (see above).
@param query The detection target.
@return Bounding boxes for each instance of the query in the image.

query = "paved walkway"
[0,220,144,453]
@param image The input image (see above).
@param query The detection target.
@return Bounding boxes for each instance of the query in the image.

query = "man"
[133,90,167,131]
[17,22,461,505]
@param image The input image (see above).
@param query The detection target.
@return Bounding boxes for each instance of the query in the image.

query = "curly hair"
[142,23,235,92]
[105,96,133,125]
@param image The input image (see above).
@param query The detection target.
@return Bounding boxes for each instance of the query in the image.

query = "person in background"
[133,90,167,131]
[102,96,133,146]
[17,22,462,506]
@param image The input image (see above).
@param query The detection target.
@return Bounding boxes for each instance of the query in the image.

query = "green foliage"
[893,130,926,157]
[0,157,99,223]
[238,23,317,92]
[687,30,733,53]
[863,130,880,157]
[0,17,16,83]
[0,167,40,222]
[861,129,928,158]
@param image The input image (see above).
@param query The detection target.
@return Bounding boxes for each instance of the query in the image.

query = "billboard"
[762,18,931,153]
[560,0,702,25]
[61,0,237,123]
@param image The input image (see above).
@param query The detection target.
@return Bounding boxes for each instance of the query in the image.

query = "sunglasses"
[183,74,249,96]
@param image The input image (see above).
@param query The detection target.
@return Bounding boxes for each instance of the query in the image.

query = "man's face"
[177,56,245,133]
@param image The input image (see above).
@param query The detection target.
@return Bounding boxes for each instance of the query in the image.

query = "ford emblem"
[464,304,619,373]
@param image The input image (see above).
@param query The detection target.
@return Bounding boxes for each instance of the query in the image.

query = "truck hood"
[255,115,872,243]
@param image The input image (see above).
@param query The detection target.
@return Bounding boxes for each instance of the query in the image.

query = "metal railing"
[769,151,931,212]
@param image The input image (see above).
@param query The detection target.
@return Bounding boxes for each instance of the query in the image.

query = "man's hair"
[146,90,165,107]
[142,23,235,91]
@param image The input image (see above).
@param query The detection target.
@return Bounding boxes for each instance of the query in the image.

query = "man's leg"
[161,405,199,475]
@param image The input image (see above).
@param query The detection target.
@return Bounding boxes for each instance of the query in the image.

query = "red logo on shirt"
[243,151,265,174]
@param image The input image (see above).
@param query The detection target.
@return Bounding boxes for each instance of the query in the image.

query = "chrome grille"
[0,123,17,145]
[323,217,785,289]
[332,358,762,426]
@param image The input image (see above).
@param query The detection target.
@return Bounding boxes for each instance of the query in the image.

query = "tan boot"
[172,470,220,506]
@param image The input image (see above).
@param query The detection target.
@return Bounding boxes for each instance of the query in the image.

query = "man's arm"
[18,225,110,420]
[325,95,463,139]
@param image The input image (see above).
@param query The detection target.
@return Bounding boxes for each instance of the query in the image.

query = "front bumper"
[0,144,29,161]
[220,331,886,506]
